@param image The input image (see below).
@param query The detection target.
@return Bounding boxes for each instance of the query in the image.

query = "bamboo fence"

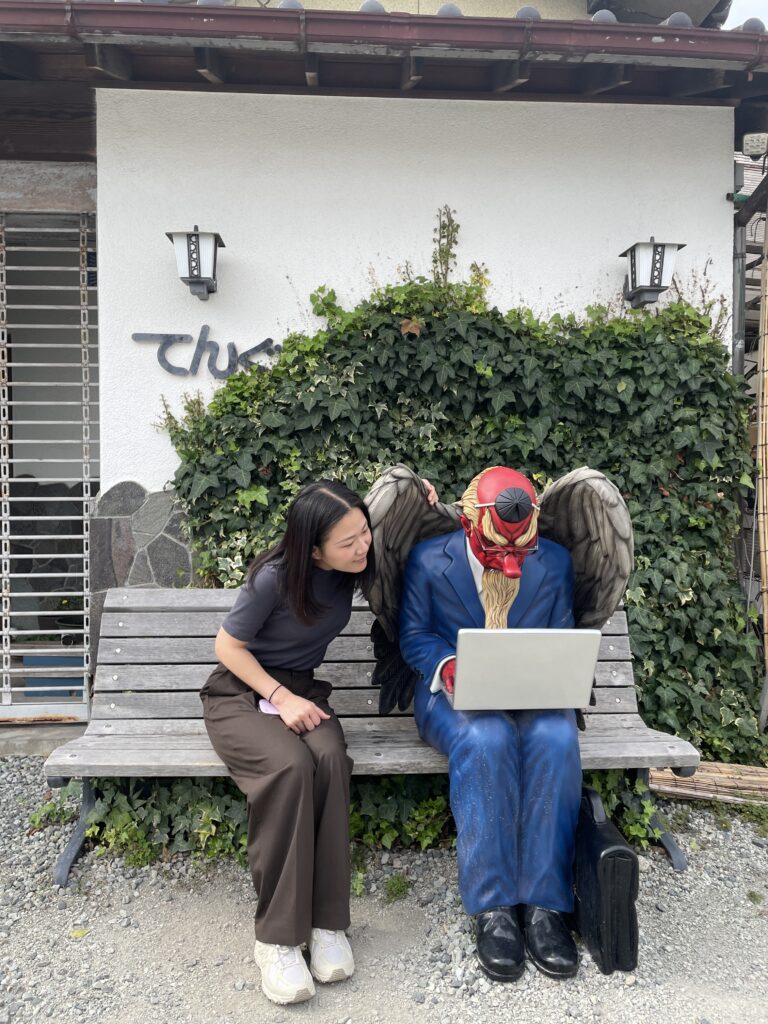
[650,762,768,804]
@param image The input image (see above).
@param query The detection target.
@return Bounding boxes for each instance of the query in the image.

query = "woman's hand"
[421,478,439,506]
[271,687,331,734]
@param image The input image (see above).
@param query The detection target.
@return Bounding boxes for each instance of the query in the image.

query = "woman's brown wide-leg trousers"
[201,664,353,947]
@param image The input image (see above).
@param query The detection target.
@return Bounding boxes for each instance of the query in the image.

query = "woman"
[200,477,436,1006]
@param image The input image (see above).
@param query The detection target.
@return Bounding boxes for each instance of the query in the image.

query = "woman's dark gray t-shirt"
[221,562,354,671]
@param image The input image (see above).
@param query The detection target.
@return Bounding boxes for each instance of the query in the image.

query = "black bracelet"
[268,683,284,703]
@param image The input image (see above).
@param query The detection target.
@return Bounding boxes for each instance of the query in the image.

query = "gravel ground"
[3,755,768,1024]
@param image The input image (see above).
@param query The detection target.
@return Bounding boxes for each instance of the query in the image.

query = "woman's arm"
[214,627,330,734]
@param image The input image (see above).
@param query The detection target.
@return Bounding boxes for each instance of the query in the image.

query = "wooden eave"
[0,2,766,161]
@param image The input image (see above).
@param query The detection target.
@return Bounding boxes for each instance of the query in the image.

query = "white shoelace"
[274,945,303,970]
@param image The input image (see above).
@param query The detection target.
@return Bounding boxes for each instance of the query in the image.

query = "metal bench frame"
[45,587,699,885]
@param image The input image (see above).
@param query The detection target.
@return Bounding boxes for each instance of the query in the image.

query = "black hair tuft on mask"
[495,487,532,523]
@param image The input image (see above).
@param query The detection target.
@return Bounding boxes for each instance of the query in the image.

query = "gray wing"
[538,467,634,629]
[363,465,461,714]
[363,464,461,641]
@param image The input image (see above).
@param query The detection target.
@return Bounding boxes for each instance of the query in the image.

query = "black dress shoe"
[522,905,579,978]
[474,907,525,982]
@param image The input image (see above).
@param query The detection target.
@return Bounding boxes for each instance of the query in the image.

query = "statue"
[363,465,633,981]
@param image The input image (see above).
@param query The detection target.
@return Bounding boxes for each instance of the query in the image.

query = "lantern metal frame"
[619,237,685,309]
[165,225,225,301]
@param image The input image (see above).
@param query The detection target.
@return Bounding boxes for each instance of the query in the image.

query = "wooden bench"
[44,586,699,884]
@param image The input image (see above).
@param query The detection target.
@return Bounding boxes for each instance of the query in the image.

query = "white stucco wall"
[96,90,734,491]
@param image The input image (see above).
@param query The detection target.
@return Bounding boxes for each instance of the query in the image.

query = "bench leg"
[52,778,95,888]
[650,812,688,872]
[634,769,688,872]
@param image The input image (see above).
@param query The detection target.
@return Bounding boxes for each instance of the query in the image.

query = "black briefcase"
[572,787,639,974]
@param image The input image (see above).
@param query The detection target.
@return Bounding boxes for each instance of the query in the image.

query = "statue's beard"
[481,569,521,630]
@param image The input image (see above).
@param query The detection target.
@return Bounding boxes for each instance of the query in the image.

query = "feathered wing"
[538,467,634,629]
[363,465,461,713]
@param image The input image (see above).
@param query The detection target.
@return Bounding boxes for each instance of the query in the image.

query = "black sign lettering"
[132,325,282,379]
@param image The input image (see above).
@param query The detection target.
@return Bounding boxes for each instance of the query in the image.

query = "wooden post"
[756,196,768,730]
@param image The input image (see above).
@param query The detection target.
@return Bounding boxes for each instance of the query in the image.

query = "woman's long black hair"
[246,480,376,624]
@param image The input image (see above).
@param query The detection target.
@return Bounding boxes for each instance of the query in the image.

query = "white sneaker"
[309,928,355,983]
[253,940,315,1004]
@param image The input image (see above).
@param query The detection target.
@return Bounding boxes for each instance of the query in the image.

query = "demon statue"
[363,465,633,981]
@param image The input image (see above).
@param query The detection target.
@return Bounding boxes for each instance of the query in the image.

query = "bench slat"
[99,609,628,640]
[103,589,627,623]
[600,611,627,635]
[104,588,370,613]
[80,711,651,738]
[93,660,635,693]
[90,685,638,720]
[43,716,698,779]
[95,663,377,691]
[97,635,632,665]
[99,610,376,638]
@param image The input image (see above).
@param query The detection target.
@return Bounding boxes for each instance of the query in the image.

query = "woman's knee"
[248,742,315,799]
[311,734,352,778]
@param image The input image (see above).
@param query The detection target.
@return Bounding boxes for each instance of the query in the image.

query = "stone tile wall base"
[90,482,194,655]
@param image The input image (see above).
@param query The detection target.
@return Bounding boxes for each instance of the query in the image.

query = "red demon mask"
[460,467,539,579]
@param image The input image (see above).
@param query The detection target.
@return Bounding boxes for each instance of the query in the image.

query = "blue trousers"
[414,678,582,916]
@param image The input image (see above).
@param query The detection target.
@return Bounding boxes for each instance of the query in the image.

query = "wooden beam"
[0,82,95,162]
[491,59,531,94]
[193,47,227,86]
[83,43,132,82]
[0,160,96,213]
[581,64,633,97]
[0,42,36,81]
[669,69,729,98]
[728,72,768,101]
[304,53,319,89]
[736,170,768,227]
[401,56,423,92]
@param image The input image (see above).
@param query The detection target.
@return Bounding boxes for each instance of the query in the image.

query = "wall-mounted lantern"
[619,237,685,309]
[166,225,225,301]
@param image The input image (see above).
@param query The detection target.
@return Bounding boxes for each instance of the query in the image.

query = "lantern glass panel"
[198,234,217,280]
[632,243,654,289]
[659,244,678,288]
[170,232,192,280]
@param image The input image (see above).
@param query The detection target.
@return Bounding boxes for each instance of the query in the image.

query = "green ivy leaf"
[189,472,219,503]
[328,397,348,422]
[236,485,269,511]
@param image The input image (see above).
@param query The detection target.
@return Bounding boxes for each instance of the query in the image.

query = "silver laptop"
[446,628,601,711]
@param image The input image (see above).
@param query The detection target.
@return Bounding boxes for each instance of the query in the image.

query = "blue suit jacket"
[399,530,575,685]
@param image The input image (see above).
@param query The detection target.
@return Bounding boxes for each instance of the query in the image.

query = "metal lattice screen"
[0,212,99,722]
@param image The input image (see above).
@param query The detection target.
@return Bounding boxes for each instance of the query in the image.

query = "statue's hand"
[440,657,456,695]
